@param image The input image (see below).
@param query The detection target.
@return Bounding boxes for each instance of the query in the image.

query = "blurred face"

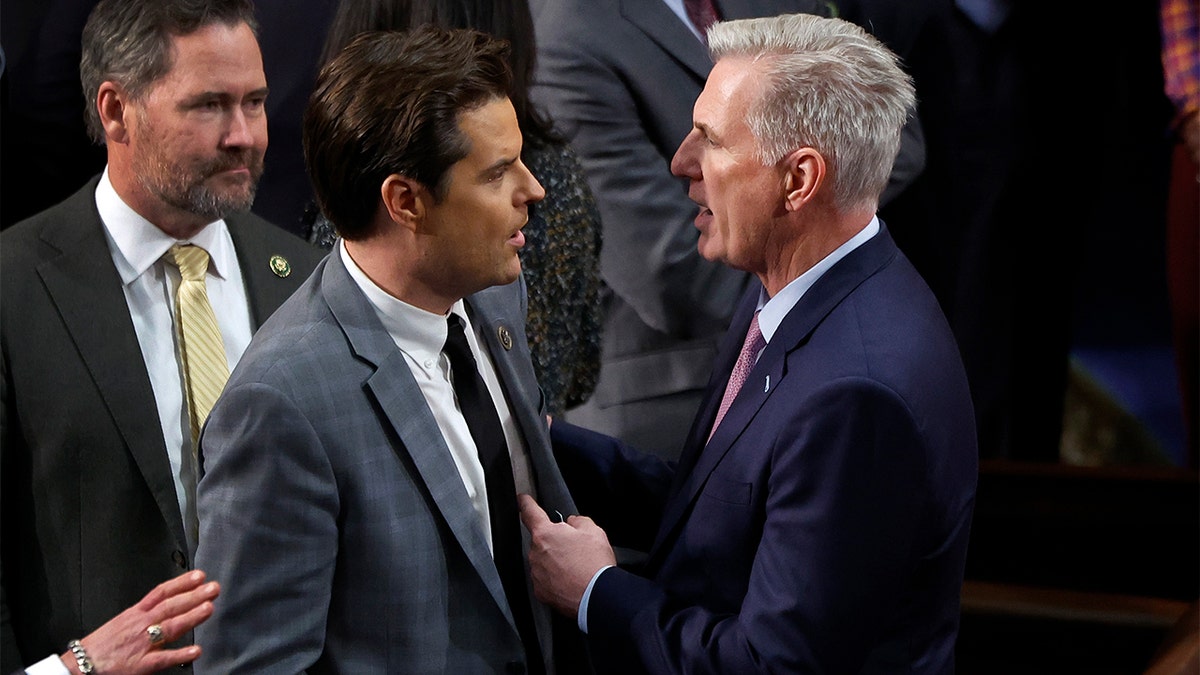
[419,97,545,298]
[128,22,268,221]
[671,57,787,275]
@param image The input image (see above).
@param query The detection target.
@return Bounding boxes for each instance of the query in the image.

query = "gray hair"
[707,13,915,212]
[80,0,259,144]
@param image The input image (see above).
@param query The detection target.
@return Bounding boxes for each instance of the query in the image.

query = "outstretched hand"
[63,570,220,675]
[518,494,616,620]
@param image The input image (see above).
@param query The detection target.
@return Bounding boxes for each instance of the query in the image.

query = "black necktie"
[443,314,544,675]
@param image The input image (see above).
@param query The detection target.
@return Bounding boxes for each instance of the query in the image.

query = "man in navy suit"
[520,13,978,674]
[528,0,926,462]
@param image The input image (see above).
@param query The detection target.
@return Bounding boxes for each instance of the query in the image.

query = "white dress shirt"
[339,241,536,550]
[95,168,253,556]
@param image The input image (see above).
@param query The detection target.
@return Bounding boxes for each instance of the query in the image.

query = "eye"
[486,165,511,184]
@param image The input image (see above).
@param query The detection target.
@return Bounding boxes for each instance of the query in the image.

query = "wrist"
[66,639,95,675]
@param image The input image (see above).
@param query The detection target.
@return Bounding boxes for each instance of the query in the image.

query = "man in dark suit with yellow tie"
[0,1,322,671]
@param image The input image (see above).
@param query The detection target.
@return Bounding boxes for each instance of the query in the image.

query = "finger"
[153,598,215,651]
[136,570,207,611]
[141,645,202,672]
[149,580,220,624]
[170,599,216,636]
[517,494,551,531]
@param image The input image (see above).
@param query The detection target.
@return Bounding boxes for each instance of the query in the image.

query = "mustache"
[201,150,264,177]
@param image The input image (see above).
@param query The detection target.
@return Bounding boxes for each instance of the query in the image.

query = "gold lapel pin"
[497,325,514,351]
[269,255,292,278]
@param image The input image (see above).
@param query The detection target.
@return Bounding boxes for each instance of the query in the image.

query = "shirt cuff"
[26,654,70,675]
[577,564,615,634]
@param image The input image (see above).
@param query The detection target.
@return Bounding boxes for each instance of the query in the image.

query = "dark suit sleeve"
[586,378,934,674]
[549,422,673,552]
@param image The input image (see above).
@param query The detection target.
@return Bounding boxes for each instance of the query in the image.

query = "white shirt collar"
[338,239,465,359]
[95,167,236,285]
[757,216,881,342]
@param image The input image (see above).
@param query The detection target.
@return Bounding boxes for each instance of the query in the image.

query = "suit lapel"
[649,226,901,562]
[618,0,833,107]
[227,215,296,329]
[319,255,515,625]
[467,284,576,515]
[35,185,189,552]
[621,0,714,81]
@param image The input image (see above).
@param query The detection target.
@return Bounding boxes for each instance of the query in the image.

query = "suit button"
[172,550,187,568]
[505,662,525,675]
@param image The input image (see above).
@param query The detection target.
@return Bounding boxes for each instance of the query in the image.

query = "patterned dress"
[306,138,603,416]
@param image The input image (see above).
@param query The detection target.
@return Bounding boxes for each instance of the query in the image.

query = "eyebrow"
[695,121,719,141]
[477,156,518,179]
[180,86,271,105]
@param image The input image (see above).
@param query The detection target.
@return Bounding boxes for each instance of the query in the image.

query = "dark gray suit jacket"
[0,175,324,673]
[530,0,924,460]
[194,253,578,673]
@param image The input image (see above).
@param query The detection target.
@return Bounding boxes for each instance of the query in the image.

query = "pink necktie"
[684,0,722,42]
[709,312,765,442]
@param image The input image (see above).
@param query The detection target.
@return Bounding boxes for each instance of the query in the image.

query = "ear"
[380,174,426,232]
[97,81,130,144]
[782,147,825,212]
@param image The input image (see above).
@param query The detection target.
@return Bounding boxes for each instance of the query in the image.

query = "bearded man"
[0,1,322,671]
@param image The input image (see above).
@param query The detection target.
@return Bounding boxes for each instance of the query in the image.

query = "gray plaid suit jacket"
[194,252,577,674]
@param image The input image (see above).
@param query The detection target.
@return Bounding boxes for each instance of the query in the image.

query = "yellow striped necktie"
[167,244,230,446]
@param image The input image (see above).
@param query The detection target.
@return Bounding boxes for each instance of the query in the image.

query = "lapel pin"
[764,375,770,392]
[497,325,513,351]
[269,255,292,278]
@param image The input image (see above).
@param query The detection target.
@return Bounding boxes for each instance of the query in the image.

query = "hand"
[518,494,616,619]
[61,570,220,675]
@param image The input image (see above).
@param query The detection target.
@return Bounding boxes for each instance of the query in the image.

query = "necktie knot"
[444,314,478,374]
[168,244,211,282]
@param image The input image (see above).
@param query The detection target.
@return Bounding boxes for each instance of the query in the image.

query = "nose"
[671,129,701,179]
[222,107,262,150]
[519,160,546,205]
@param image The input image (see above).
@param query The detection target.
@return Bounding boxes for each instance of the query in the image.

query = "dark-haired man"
[194,27,577,674]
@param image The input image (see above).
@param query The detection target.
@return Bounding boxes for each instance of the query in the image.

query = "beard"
[136,147,265,221]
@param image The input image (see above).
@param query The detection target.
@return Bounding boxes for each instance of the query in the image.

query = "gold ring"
[147,624,165,645]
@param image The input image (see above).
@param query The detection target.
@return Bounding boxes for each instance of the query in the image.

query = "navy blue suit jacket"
[552,224,978,673]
